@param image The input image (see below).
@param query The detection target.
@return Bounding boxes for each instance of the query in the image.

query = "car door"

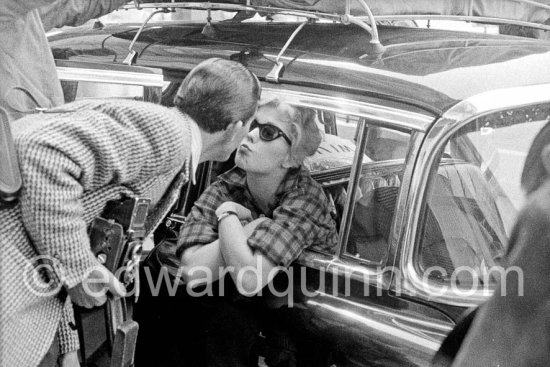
[397,86,550,362]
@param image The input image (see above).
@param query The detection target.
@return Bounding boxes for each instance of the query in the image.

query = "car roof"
[49,21,550,116]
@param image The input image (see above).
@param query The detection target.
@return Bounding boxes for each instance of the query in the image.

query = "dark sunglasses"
[250,119,292,145]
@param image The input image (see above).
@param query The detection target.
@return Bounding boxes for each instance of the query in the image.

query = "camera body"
[79,197,150,367]
[89,197,150,285]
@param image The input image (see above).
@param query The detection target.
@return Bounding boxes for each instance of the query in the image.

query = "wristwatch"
[216,210,238,223]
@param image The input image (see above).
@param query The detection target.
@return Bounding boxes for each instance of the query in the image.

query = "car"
[40,1,550,365]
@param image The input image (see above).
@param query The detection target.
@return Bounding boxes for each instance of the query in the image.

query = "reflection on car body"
[44,1,550,365]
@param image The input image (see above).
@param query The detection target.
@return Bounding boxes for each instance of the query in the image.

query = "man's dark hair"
[174,58,261,133]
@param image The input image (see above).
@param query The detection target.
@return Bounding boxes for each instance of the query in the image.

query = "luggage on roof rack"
[252,0,550,24]
[138,0,550,25]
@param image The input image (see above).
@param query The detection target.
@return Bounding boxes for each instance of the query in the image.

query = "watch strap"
[216,210,238,222]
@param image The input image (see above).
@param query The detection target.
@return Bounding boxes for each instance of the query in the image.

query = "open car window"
[206,88,414,266]
[417,102,550,289]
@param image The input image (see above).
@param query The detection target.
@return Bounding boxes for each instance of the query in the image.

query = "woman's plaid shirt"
[157,166,338,275]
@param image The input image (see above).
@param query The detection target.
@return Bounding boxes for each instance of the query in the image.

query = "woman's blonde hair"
[259,99,322,167]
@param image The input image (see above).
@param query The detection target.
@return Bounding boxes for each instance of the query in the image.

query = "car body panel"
[49,22,550,115]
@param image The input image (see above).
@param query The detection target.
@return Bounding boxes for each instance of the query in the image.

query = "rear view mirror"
[0,108,22,203]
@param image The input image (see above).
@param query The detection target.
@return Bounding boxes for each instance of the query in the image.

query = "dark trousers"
[134,262,263,367]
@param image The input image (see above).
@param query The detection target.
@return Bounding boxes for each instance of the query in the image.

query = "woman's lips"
[239,144,252,153]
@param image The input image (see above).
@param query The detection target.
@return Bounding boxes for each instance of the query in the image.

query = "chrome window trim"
[337,117,368,256]
[56,66,165,88]
[386,130,425,279]
[262,88,434,132]
[398,84,550,307]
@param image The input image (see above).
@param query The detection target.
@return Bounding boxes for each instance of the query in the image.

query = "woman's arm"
[216,178,338,296]
[215,213,274,295]
[180,219,265,286]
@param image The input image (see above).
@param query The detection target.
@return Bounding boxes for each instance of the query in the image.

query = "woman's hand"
[216,201,253,222]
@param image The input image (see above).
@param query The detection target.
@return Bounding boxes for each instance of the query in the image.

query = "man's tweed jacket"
[0,99,193,366]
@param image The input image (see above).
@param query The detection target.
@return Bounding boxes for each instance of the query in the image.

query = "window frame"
[258,87,431,290]
[399,84,550,308]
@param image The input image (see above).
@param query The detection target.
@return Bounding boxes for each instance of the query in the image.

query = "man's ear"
[541,144,550,175]
[225,120,243,131]
[224,120,244,138]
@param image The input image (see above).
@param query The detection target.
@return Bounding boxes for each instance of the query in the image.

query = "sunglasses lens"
[260,125,278,141]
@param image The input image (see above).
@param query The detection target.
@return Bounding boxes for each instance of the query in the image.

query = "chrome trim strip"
[317,292,454,332]
[386,130,425,276]
[262,88,434,132]
[307,298,444,351]
[373,14,550,32]
[399,83,550,307]
[56,66,166,88]
[296,247,393,289]
[337,118,367,256]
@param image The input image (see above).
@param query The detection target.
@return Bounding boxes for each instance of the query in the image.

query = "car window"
[417,103,550,288]
[298,108,411,265]
[207,90,414,264]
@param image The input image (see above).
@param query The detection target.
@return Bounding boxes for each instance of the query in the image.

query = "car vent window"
[417,103,550,290]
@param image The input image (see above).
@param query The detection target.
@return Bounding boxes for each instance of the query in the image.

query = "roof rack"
[123,7,172,65]
[119,1,550,75]
[122,1,386,79]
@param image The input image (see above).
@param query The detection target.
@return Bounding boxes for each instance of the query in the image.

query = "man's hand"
[60,350,80,367]
[67,264,126,309]
[216,201,253,222]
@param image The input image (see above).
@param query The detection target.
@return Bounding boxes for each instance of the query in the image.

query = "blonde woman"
[152,99,338,367]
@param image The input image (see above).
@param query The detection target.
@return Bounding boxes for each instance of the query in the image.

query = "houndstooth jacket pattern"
[0,99,193,366]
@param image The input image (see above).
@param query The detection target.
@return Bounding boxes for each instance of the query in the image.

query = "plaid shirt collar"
[219,166,304,214]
